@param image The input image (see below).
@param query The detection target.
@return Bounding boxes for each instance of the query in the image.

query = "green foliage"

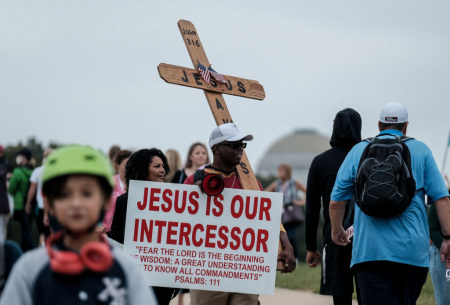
[255,174,276,189]
[3,137,60,168]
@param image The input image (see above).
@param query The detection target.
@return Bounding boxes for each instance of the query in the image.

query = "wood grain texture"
[177,20,261,192]
[157,63,265,100]
[174,20,284,270]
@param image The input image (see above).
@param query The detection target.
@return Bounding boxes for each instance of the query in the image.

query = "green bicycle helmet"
[42,145,114,188]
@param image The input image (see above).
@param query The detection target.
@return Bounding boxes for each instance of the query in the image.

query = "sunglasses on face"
[219,142,247,149]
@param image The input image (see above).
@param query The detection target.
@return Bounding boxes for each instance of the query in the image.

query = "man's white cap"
[209,123,253,148]
[379,102,408,123]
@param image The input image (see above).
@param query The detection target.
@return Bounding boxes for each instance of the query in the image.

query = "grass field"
[275,263,436,305]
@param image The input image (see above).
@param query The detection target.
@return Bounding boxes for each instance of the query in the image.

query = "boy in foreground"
[0,145,156,305]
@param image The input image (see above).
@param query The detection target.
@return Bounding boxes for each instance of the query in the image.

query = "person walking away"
[304,108,362,305]
[329,102,450,305]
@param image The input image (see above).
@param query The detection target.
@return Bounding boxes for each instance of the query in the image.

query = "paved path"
[170,287,358,305]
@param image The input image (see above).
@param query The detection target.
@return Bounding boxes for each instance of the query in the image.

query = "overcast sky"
[1,1,449,176]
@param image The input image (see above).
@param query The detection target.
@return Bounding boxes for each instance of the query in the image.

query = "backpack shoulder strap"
[357,138,374,167]
[401,136,414,142]
[178,170,185,184]
[343,195,356,229]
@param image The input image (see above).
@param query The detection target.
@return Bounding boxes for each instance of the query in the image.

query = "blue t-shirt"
[331,129,449,268]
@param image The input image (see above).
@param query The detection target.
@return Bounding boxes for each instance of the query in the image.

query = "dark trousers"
[13,210,34,252]
[333,295,353,305]
[355,261,428,305]
[321,242,362,305]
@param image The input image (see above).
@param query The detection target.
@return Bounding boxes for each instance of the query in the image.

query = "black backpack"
[354,134,417,217]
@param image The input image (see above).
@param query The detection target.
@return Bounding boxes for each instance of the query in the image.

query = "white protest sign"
[123,180,283,295]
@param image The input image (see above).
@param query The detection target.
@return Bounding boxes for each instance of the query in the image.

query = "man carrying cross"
[184,123,296,305]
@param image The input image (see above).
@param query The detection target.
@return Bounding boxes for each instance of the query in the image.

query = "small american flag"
[197,62,210,84]
[208,67,227,83]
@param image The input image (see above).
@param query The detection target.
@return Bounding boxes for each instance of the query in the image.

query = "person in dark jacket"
[304,108,362,305]
[108,148,177,305]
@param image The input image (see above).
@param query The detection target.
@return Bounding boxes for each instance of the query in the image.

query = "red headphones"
[46,231,113,275]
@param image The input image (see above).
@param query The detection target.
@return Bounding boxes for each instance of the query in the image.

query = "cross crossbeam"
[158,20,284,270]
[158,19,263,191]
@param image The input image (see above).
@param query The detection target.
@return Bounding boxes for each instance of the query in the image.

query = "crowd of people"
[0,103,449,305]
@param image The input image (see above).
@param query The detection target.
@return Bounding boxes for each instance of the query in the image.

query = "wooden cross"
[158,20,284,270]
[157,20,264,191]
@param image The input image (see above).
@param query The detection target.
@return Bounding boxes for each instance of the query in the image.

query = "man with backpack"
[329,103,450,305]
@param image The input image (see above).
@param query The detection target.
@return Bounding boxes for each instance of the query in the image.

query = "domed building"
[256,129,330,184]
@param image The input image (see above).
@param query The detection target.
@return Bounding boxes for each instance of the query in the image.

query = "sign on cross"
[158,20,264,191]
[158,20,285,270]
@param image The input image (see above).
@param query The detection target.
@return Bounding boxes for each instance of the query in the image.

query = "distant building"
[256,129,330,184]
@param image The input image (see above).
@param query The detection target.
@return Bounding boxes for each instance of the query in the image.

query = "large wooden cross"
[157,20,264,191]
[158,20,284,270]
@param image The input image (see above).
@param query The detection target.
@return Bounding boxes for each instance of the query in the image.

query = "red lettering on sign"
[242,228,255,251]
[206,196,212,216]
[149,188,161,211]
[154,220,167,243]
[166,221,178,245]
[245,196,258,220]
[140,219,153,242]
[188,191,199,214]
[133,219,139,242]
[132,219,269,252]
[259,197,271,221]
[161,189,172,212]
[217,226,228,249]
[213,195,224,216]
[205,225,217,248]
[231,195,244,218]
[256,229,269,252]
[137,187,148,210]
[192,224,204,247]
[179,222,191,246]
[174,191,187,213]
[230,227,241,250]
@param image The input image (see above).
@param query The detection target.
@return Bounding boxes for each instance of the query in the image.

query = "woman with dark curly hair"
[108,148,176,304]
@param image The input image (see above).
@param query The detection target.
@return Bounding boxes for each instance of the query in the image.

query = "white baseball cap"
[379,102,408,123]
[209,123,253,148]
